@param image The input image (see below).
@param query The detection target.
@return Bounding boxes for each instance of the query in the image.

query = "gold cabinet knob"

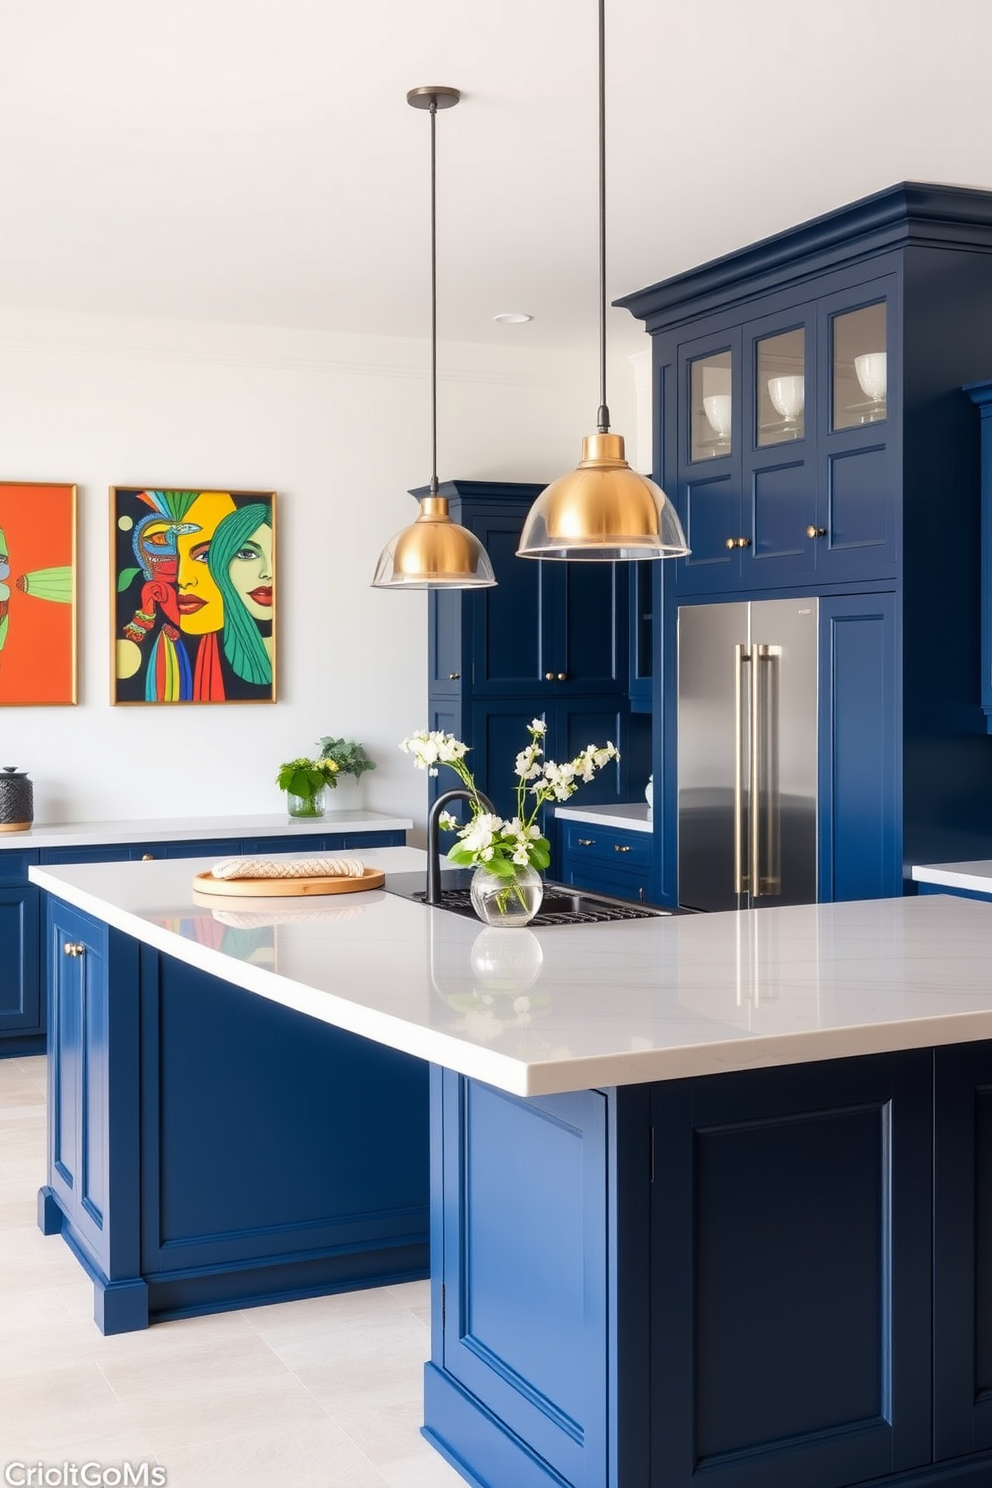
[725,536,751,549]
[545,671,555,681]
[614,843,632,853]
[63,942,85,957]
[806,525,827,539]
[141,854,155,861]
[557,672,567,681]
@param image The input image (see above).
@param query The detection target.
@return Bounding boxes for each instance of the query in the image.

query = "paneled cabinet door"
[673,328,744,593]
[0,884,40,1035]
[45,899,140,1282]
[817,593,901,901]
[933,1039,992,1460]
[468,512,628,699]
[813,276,898,583]
[650,1051,933,1488]
[741,305,816,585]
[964,379,992,732]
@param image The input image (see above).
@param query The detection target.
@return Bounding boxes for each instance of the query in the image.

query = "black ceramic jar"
[0,767,33,831]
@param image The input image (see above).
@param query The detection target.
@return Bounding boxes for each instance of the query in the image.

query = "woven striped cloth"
[210,856,366,881]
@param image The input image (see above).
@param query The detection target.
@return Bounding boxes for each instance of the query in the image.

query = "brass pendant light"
[516,2,689,562]
[373,87,496,590]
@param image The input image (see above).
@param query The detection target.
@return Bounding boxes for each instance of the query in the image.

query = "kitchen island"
[29,853,992,1488]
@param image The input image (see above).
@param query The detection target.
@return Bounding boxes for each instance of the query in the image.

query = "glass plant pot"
[469,863,543,927]
[286,789,326,819]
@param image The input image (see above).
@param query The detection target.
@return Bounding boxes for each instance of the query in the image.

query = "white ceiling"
[2,0,991,359]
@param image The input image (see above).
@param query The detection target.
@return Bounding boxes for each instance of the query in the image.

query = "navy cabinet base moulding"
[0,811,409,1056]
[38,895,428,1334]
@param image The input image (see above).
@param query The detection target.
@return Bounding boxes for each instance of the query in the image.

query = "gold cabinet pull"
[141,854,155,861]
[577,837,595,847]
[63,942,85,957]
[448,672,460,680]
[806,525,827,539]
[614,843,632,853]
[725,536,751,549]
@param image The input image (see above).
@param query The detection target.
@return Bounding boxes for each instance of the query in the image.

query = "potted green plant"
[276,756,340,819]
[316,737,377,781]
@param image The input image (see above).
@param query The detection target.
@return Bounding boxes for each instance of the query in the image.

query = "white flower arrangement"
[400,720,619,881]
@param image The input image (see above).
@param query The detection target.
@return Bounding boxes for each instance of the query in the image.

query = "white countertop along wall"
[30,850,992,1097]
[912,861,992,893]
[0,810,412,852]
[553,803,653,833]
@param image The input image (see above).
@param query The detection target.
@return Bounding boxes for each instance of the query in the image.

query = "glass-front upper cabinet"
[756,327,806,445]
[690,349,732,460]
[832,301,887,429]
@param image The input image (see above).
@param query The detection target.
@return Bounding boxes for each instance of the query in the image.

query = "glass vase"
[286,789,326,819]
[470,863,543,927]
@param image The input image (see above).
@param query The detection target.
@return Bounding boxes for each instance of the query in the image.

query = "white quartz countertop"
[554,802,652,833]
[912,860,992,893]
[30,850,992,1096]
[0,810,411,852]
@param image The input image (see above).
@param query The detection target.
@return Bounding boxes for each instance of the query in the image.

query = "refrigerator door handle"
[751,643,782,897]
[734,643,750,895]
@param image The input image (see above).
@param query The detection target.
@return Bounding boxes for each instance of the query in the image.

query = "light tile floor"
[0,1055,466,1488]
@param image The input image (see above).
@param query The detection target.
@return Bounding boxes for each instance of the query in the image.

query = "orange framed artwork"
[112,487,276,704]
[0,482,77,706]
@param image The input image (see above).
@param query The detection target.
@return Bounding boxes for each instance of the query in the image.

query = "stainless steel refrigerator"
[678,599,818,911]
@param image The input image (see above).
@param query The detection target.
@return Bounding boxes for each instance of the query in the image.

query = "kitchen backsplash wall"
[0,306,638,830]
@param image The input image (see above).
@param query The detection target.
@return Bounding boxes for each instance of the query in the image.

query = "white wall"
[0,307,638,832]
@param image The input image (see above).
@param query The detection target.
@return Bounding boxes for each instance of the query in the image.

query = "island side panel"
[425,1069,631,1488]
[138,944,430,1320]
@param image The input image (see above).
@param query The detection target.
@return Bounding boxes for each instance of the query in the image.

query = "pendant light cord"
[429,96,439,498]
[596,0,610,435]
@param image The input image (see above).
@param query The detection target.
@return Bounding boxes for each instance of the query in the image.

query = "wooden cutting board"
[192,867,385,898]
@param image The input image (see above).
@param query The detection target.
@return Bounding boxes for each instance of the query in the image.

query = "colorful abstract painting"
[0,482,76,706]
[112,488,276,705]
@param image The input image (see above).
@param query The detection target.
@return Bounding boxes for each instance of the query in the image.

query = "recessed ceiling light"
[493,311,533,325]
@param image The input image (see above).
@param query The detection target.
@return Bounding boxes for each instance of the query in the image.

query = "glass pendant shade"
[372,495,496,589]
[516,433,689,560]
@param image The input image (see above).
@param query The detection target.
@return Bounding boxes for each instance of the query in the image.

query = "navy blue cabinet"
[39,899,429,1334]
[559,819,654,903]
[622,183,992,897]
[424,481,635,828]
[427,1048,992,1488]
[0,850,41,1048]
